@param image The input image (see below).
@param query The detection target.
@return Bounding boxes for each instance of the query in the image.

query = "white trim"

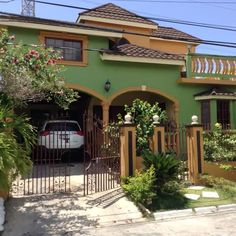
[100,53,185,65]
[0,20,122,38]
[150,36,199,45]
[78,15,157,30]
[195,95,236,101]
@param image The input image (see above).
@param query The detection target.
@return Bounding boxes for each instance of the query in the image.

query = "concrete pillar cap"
[124,113,132,124]
[191,115,199,125]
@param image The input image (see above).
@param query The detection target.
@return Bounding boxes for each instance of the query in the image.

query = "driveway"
[3,188,143,236]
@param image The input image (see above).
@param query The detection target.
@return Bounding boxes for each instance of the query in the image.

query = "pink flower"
[28,49,39,58]
[12,57,18,64]
[9,35,15,41]
[47,59,56,65]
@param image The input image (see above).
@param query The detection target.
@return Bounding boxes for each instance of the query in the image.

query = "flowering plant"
[0,29,78,109]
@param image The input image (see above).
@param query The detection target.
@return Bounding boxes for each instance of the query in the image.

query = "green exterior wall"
[7,27,236,126]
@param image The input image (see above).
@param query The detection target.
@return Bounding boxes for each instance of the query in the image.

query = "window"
[45,38,82,61]
[40,32,88,66]
[217,100,230,129]
[201,100,210,129]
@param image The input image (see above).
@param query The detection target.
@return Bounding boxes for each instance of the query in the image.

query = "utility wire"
[111,0,236,4]
[1,11,236,49]
[0,0,15,3]
[6,41,236,55]
[33,0,236,32]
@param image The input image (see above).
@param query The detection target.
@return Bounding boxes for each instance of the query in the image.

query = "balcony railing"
[181,53,236,85]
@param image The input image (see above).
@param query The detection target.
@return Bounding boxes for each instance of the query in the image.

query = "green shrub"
[204,123,236,162]
[121,166,156,206]
[142,151,181,190]
[118,99,167,155]
[161,180,181,195]
[0,107,35,191]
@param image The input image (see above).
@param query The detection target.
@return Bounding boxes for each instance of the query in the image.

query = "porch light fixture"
[104,80,111,92]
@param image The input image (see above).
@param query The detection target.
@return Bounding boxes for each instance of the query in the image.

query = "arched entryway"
[106,87,179,125]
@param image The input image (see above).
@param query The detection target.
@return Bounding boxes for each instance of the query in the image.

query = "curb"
[153,204,236,220]
[137,203,153,218]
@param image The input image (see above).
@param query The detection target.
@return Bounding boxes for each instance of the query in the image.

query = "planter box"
[204,162,236,182]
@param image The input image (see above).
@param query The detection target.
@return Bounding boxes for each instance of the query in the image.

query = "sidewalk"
[2,188,144,236]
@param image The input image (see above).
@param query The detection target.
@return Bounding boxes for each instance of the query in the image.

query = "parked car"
[38,120,84,150]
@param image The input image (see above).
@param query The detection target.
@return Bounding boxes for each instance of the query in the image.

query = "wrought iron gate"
[165,124,188,181]
[83,114,120,195]
[11,120,74,196]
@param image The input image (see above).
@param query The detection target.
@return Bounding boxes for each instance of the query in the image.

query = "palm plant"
[0,106,35,191]
[142,150,181,189]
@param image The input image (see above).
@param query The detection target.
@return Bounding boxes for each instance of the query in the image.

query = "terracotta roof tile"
[80,3,156,26]
[152,26,200,42]
[104,44,184,61]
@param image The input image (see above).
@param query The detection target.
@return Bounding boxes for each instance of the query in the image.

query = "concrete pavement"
[2,186,236,236]
[3,188,143,236]
[82,211,236,236]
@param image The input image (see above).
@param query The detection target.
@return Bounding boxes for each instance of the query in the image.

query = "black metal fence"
[83,114,120,195]
[11,120,77,196]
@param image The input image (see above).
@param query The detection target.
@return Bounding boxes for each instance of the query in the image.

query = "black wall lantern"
[104,80,111,92]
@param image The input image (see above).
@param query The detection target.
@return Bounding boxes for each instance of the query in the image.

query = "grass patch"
[148,184,236,211]
[183,187,236,208]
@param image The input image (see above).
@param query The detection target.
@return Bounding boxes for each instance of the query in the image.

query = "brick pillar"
[120,125,136,177]
[152,125,165,154]
[186,117,204,184]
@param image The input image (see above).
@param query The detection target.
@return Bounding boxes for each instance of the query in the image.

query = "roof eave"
[0,18,122,38]
[150,36,199,45]
[195,95,236,100]
[77,15,158,30]
[100,53,185,66]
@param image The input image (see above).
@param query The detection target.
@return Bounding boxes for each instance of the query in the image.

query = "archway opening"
[109,91,177,124]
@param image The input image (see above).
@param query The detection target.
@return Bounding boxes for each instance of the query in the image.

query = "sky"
[1,0,236,55]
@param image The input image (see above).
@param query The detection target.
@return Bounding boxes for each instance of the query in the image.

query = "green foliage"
[142,151,181,189]
[161,180,181,195]
[204,123,236,162]
[200,174,236,198]
[150,191,187,211]
[0,106,35,190]
[122,166,156,206]
[101,122,120,156]
[0,28,78,109]
[119,99,167,155]
[219,164,236,171]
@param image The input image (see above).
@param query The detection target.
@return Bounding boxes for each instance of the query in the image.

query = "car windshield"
[45,122,80,131]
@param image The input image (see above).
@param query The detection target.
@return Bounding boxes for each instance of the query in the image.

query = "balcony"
[179,53,236,85]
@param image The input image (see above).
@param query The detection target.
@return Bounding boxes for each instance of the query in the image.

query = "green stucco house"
[1,3,236,129]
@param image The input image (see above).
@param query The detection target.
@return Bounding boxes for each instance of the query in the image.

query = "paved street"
[82,211,236,236]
